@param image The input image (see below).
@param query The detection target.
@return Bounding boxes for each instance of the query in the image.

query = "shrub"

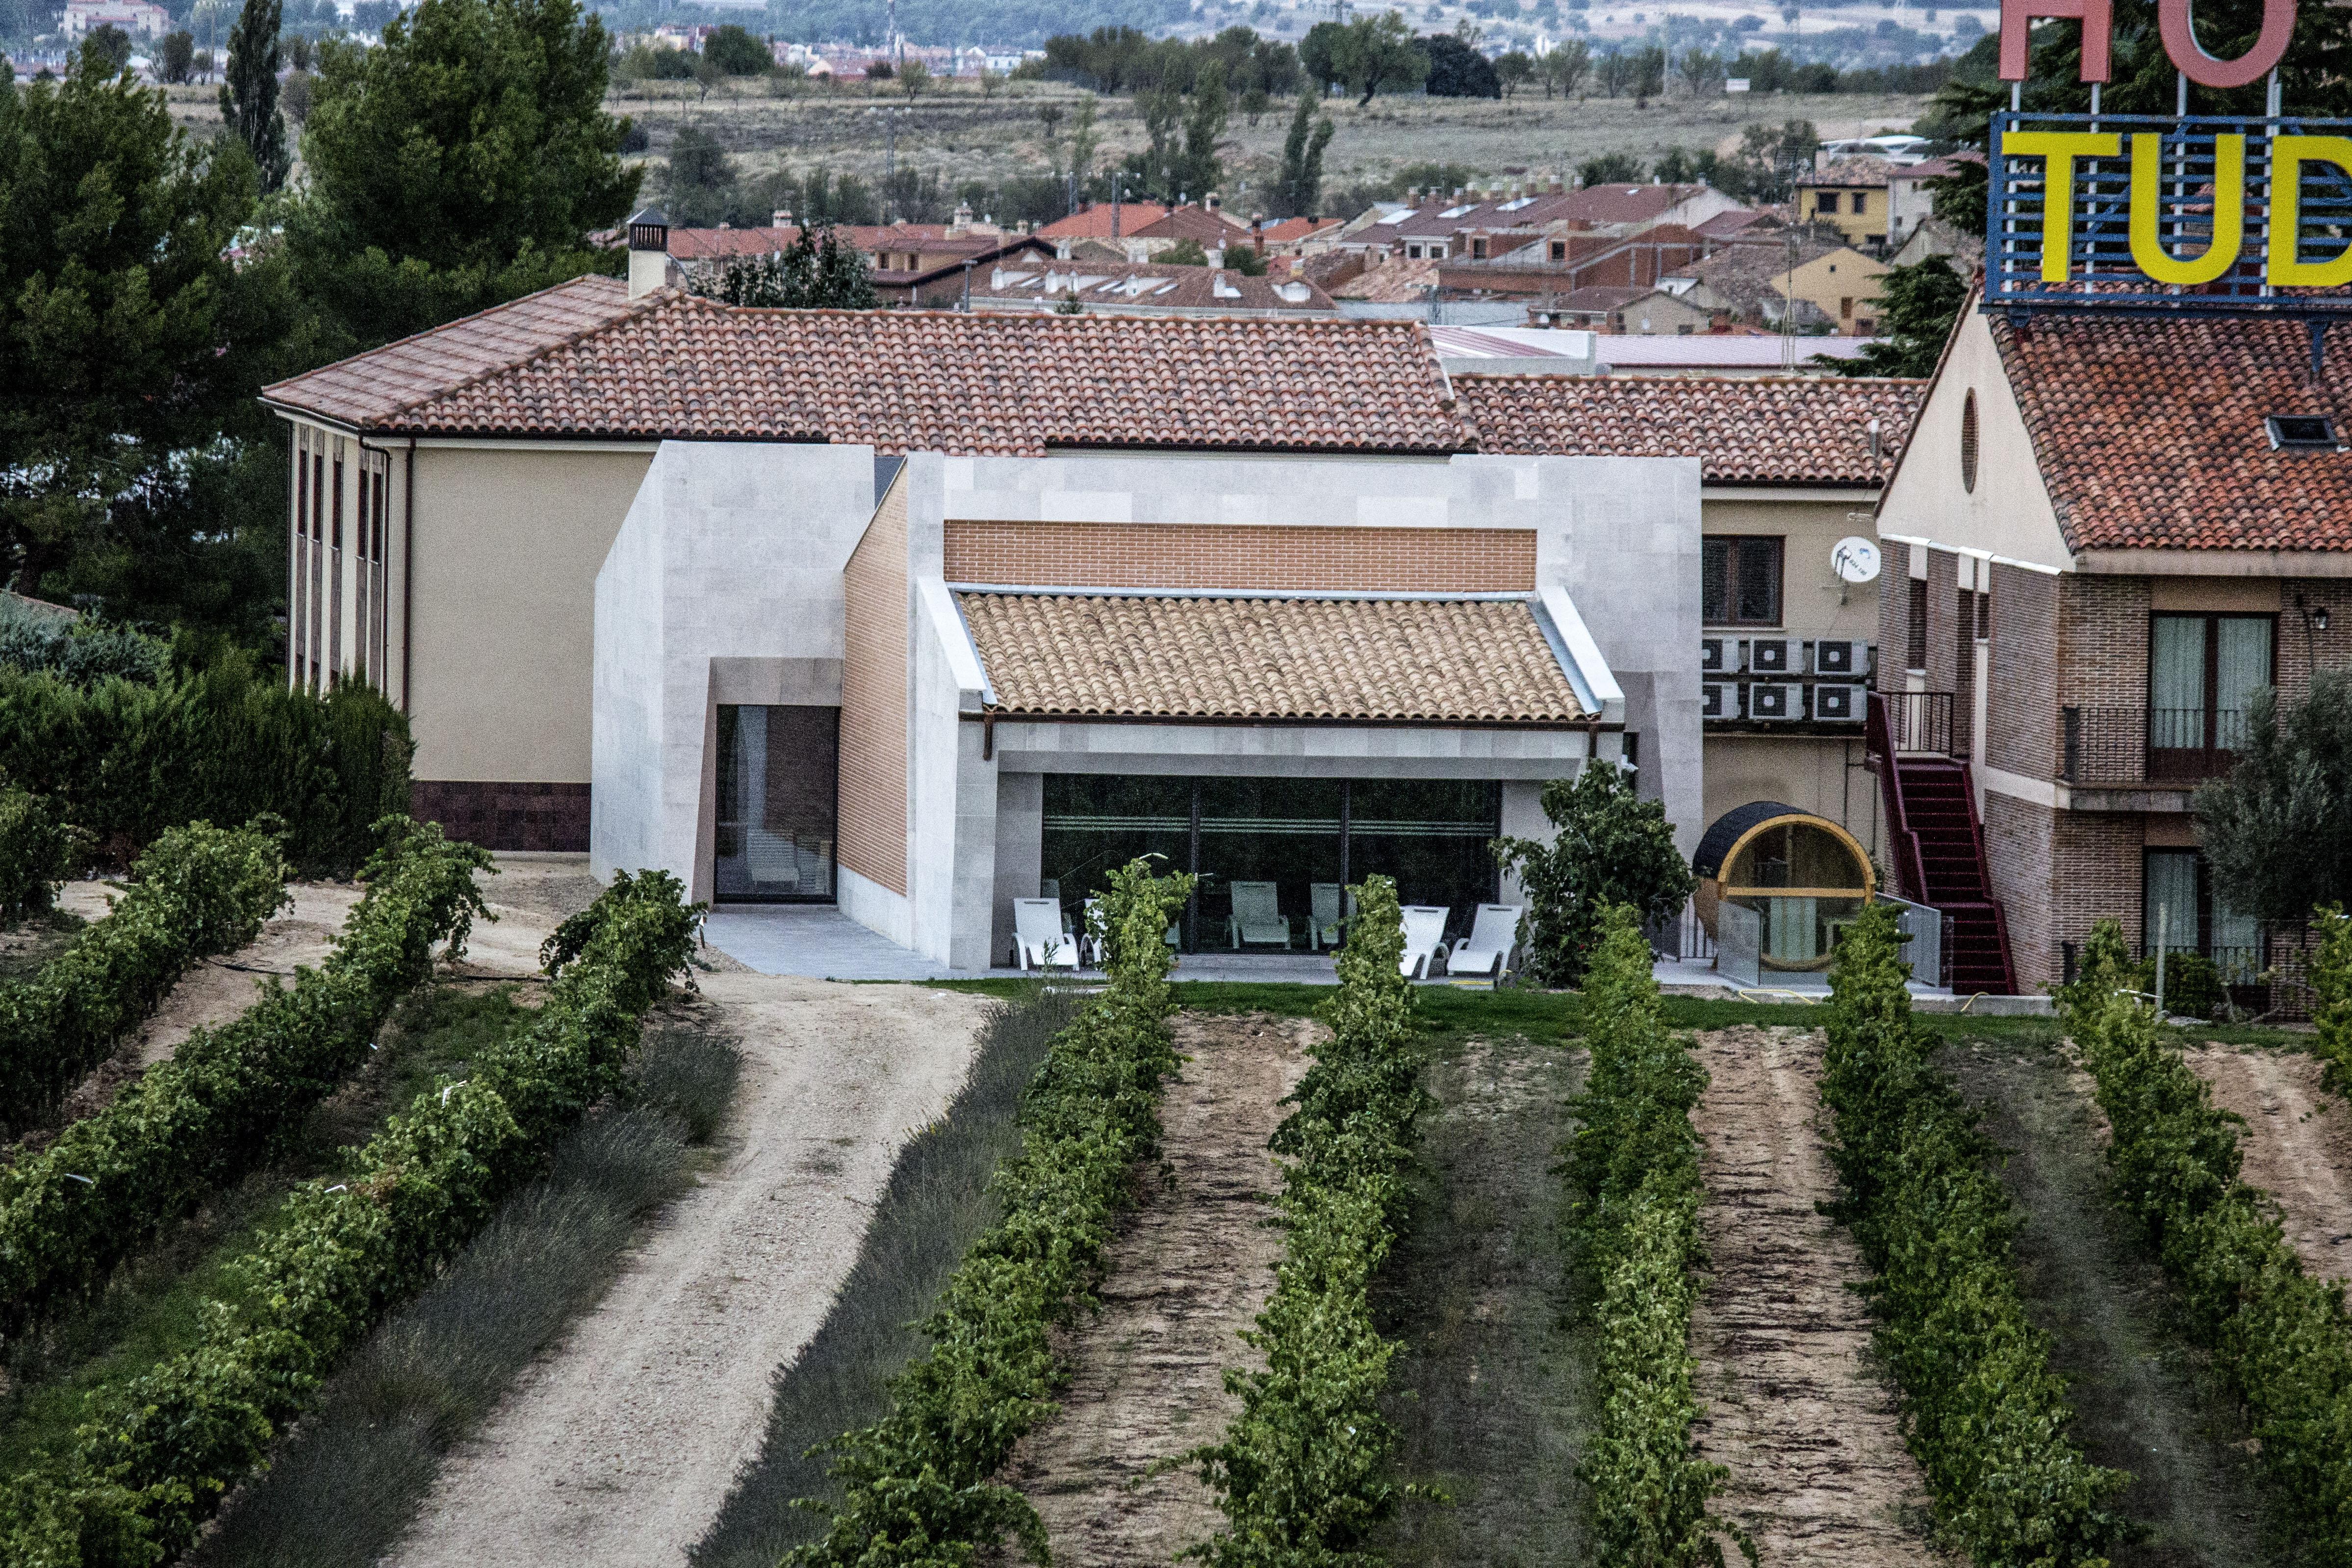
[1186,874,1432,1565]
[0,819,288,1135]
[2071,915,2352,1562]
[786,858,1193,1566]
[1494,765,1694,988]
[0,817,488,1341]
[0,784,76,921]
[2314,905,2352,1093]
[1565,906,1749,1568]
[0,867,701,1564]
[0,608,169,686]
[0,658,411,876]
[1819,902,2126,1567]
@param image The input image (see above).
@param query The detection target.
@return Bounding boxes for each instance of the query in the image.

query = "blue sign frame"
[1985,110,2352,318]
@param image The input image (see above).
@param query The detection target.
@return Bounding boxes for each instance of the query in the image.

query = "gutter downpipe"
[402,439,415,713]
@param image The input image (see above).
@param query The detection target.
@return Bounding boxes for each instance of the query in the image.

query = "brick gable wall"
[1985,564,2058,778]
[838,476,910,896]
[940,521,1537,593]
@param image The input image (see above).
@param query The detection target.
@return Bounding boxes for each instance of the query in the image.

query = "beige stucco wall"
[1703,732,1882,860]
[1877,307,2074,572]
[405,444,656,783]
[1702,491,1884,647]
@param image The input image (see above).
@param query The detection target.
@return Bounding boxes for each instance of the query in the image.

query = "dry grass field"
[597,79,1936,207]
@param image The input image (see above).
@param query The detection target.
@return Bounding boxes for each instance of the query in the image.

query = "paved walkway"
[701,907,956,980]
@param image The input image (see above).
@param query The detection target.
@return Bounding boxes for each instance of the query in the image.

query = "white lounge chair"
[1227,881,1291,949]
[1012,898,1077,971]
[1447,904,1524,987]
[1079,896,1106,968]
[1308,883,1349,950]
[1400,906,1452,979]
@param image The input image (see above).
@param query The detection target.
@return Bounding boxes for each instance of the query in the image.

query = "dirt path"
[1008,1012,1313,1567]
[1687,1027,1936,1568]
[385,973,992,1568]
[2184,1044,2352,1288]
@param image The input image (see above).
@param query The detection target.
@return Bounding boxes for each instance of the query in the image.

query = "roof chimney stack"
[626,207,670,301]
[773,208,793,228]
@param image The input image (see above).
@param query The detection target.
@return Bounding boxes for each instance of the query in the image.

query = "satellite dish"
[1831,536,1882,585]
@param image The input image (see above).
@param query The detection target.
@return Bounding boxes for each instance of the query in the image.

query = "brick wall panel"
[1986,563,2058,777]
[838,478,909,895]
[942,521,1536,593]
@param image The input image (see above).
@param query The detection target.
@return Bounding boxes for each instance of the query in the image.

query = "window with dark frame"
[1701,535,1783,626]
[1906,577,1929,669]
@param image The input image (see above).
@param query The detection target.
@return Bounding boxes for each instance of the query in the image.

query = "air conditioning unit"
[1701,637,1727,673]
[1701,680,1730,719]
[1749,683,1793,720]
[1811,682,1866,722]
[1810,638,1866,676]
[1748,637,1792,674]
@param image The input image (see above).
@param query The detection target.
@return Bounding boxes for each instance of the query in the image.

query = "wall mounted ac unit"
[1811,682,1866,722]
[1748,637,1792,674]
[1701,637,1727,673]
[1701,680,1730,719]
[1749,683,1793,720]
[1810,638,1866,676]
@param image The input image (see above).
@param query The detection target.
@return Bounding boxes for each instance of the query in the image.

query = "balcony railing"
[2056,922,2319,1021]
[2059,707,2246,786]
[1882,689,1956,756]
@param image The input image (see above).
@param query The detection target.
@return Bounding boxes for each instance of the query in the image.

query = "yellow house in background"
[1774,247,1890,335]
[1797,160,1892,251]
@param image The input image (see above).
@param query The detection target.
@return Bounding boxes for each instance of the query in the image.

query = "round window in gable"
[1960,389,1979,493]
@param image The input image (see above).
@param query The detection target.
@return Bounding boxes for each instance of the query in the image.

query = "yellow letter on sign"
[2004,130,2120,281]
[2130,131,2245,285]
[2269,136,2352,288]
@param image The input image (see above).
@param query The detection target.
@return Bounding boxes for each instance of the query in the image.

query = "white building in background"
[62,0,170,37]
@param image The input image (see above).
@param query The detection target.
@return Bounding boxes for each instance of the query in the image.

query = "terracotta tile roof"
[264,282,1467,454]
[260,276,648,430]
[1257,216,1342,247]
[1035,202,1173,239]
[957,592,1586,722]
[1994,314,2352,553]
[1330,257,1437,302]
[1456,373,1922,484]
[1799,158,1892,189]
[970,258,1333,315]
[1127,205,1252,242]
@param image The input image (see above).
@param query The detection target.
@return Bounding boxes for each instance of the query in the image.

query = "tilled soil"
[385,974,992,1568]
[1687,1027,1937,1568]
[1007,1012,1313,1568]
[2183,1044,2352,1287]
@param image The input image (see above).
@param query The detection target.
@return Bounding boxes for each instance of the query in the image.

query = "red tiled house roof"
[1457,373,1923,485]
[1994,314,2352,553]
[262,277,1468,455]
[1034,202,1173,239]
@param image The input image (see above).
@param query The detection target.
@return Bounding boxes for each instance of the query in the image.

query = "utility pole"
[888,0,899,68]
[885,108,897,223]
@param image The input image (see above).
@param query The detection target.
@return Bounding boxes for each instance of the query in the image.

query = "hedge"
[0,659,410,876]
[786,857,1194,1566]
[2071,918,2352,1565]
[0,866,701,1566]
[0,784,76,922]
[0,819,289,1136]
[0,817,489,1341]
[1819,902,2126,1567]
[1185,874,1429,1567]
[1565,905,1748,1568]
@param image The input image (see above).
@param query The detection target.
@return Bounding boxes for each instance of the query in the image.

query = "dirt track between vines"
[2184,1044,2352,1287]
[1687,1027,1937,1567]
[386,969,992,1568]
[1007,1011,1313,1567]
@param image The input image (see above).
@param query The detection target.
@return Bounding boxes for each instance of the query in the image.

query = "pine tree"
[219,0,288,193]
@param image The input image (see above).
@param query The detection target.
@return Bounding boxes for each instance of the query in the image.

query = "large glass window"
[716,705,839,901]
[2145,848,2263,985]
[1038,776,1503,955]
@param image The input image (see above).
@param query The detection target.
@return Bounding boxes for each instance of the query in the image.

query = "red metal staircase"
[1867,693,2018,995]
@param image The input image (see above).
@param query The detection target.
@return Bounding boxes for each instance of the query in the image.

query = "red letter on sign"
[2000,0,2112,81]
[2158,0,2294,88]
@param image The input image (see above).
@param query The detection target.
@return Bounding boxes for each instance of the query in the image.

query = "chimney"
[1205,190,1222,212]
[773,208,793,228]
[1549,176,1564,194]
[626,207,670,300]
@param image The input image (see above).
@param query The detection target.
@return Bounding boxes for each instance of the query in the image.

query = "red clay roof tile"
[1454,372,1921,485]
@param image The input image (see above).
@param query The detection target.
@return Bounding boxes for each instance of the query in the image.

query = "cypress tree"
[220,0,289,193]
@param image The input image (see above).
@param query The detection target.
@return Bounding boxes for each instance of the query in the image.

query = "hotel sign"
[1985,0,2352,316]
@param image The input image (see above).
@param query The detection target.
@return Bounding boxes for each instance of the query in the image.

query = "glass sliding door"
[1035,776,1504,955]
[2149,613,2274,779]
[716,705,839,901]
[2144,847,2268,986]
[1196,779,1344,952]
[1346,780,1504,947]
